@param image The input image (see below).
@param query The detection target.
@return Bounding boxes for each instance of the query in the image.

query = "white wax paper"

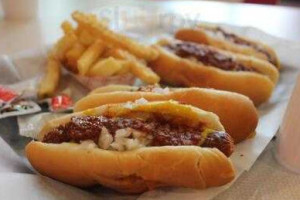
[1,5,300,200]
[17,112,66,139]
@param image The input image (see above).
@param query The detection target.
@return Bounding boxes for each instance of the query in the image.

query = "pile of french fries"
[38,11,160,99]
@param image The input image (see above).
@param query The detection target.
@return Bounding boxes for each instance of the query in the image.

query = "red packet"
[49,94,73,112]
[0,85,41,119]
[0,86,18,102]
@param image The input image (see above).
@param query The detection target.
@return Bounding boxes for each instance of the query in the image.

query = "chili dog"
[74,85,258,143]
[175,24,280,69]
[26,101,235,194]
[149,39,279,105]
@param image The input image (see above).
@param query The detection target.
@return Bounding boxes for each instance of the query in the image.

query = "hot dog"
[26,101,235,194]
[149,39,279,105]
[175,24,280,69]
[74,84,258,143]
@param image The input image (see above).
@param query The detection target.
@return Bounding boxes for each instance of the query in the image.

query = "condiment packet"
[0,85,18,102]
[0,85,41,119]
[18,112,66,139]
[38,88,74,113]
[49,94,73,112]
[0,100,41,119]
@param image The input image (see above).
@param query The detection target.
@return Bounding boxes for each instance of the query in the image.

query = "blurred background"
[1,0,300,55]
[174,0,300,5]
[157,0,300,6]
[211,0,300,6]
[210,0,300,6]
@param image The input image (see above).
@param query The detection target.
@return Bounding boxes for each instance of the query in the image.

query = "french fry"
[77,40,105,75]
[75,14,108,38]
[88,57,123,77]
[65,42,86,72]
[75,23,84,35]
[128,60,160,84]
[50,33,77,61]
[38,58,61,98]
[106,48,160,84]
[78,30,95,46]
[74,12,107,36]
[114,61,131,75]
[39,11,160,100]
[72,11,158,61]
[105,48,128,59]
[61,21,75,35]
[85,13,109,27]
[75,12,108,30]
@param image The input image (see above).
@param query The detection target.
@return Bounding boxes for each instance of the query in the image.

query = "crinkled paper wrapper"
[73,74,136,91]
[1,5,300,200]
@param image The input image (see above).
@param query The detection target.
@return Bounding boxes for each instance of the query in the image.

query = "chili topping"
[43,115,234,156]
[166,41,256,72]
[204,26,275,65]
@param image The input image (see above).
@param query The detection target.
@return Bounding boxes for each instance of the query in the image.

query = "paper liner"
[72,73,136,90]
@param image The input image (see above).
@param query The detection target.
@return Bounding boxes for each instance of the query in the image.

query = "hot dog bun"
[26,143,234,193]
[74,86,258,143]
[175,25,280,69]
[149,40,278,105]
[26,101,235,193]
[90,84,138,94]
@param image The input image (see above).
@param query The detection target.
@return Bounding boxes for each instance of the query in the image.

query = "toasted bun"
[150,44,276,106]
[26,142,235,193]
[74,86,258,143]
[26,101,234,193]
[90,84,138,94]
[175,26,280,69]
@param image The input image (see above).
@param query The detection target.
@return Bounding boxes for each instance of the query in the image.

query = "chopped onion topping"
[98,127,113,150]
[135,98,148,105]
[80,140,97,149]
[96,127,151,151]
[152,87,170,94]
